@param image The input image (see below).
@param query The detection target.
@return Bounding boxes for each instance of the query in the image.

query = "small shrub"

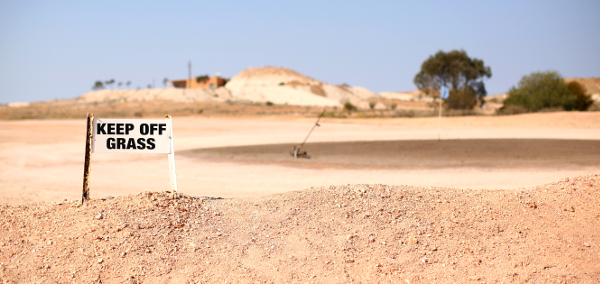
[538,107,565,113]
[567,81,593,111]
[446,87,478,110]
[196,75,209,83]
[588,102,600,112]
[497,105,528,115]
[503,71,576,112]
[443,109,476,116]
[279,82,285,86]
[369,102,376,109]
[390,103,397,110]
[392,109,415,117]
[343,102,357,114]
[198,109,204,114]
[265,101,274,106]
[322,111,336,118]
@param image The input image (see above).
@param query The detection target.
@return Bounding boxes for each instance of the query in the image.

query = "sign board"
[440,86,449,99]
[92,118,172,153]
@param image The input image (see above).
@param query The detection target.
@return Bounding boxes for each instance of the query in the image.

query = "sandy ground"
[1,112,599,204]
[1,111,600,283]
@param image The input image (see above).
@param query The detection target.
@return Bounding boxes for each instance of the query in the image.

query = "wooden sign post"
[82,113,94,203]
[81,113,178,203]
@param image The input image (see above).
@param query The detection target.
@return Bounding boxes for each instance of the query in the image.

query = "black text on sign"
[92,119,172,153]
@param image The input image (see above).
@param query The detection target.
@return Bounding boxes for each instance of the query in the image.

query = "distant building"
[170,76,227,89]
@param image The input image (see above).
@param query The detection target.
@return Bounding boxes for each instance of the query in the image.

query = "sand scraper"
[291,109,326,159]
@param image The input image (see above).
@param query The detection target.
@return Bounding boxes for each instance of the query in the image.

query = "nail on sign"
[92,119,172,153]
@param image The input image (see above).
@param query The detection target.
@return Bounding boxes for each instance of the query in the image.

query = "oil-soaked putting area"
[180,139,600,170]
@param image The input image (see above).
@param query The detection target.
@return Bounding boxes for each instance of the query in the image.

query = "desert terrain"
[1,68,600,282]
[1,110,600,282]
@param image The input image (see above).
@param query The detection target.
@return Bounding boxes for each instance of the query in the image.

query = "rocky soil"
[1,174,599,283]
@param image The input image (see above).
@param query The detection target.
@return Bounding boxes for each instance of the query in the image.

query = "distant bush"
[503,71,577,112]
[369,102,376,109]
[196,75,209,83]
[392,109,415,118]
[322,111,347,118]
[445,87,478,110]
[278,82,285,86]
[497,105,528,115]
[92,81,104,90]
[390,103,397,110]
[567,81,593,111]
[265,101,274,106]
[343,102,357,113]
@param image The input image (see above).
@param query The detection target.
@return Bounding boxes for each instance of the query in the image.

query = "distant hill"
[79,67,379,107]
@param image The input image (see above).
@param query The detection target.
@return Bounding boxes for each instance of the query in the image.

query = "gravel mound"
[1,175,599,283]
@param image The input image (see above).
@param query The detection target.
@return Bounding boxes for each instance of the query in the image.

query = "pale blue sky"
[1,0,599,103]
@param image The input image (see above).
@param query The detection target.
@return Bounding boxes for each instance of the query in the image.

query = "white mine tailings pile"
[78,67,378,107]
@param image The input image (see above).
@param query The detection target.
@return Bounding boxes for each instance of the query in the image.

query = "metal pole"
[438,95,442,141]
[82,113,94,203]
[188,61,191,90]
[166,114,178,192]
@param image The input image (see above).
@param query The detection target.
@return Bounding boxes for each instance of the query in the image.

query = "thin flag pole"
[439,86,449,141]
[438,97,442,141]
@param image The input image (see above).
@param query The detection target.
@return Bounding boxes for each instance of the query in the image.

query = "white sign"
[92,118,172,153]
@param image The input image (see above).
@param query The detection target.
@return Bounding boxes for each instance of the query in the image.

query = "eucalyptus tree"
[414,50,491,110]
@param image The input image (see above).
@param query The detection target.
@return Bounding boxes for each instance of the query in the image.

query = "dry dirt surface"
[1,174,599,283]
[1,112,600,282]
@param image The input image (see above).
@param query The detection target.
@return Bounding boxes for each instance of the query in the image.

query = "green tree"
[566,81,593,111]
[104,79,115,90]
[92,81,104,90]
[414,50,491,110]
[503,71,576,112]
[343,102,357,114]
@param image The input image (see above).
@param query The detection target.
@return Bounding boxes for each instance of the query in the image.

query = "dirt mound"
[1,175,599,283]
[225,67,377,107]
[225,67,321,89]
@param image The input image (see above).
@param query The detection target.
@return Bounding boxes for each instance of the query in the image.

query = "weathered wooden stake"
[82,113,94,203]
[165,114,178,192]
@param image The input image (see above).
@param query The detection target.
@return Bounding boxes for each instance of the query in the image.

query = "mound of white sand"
[225,67,378,106]
[224,67,320,89]
[229,86,340,107]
